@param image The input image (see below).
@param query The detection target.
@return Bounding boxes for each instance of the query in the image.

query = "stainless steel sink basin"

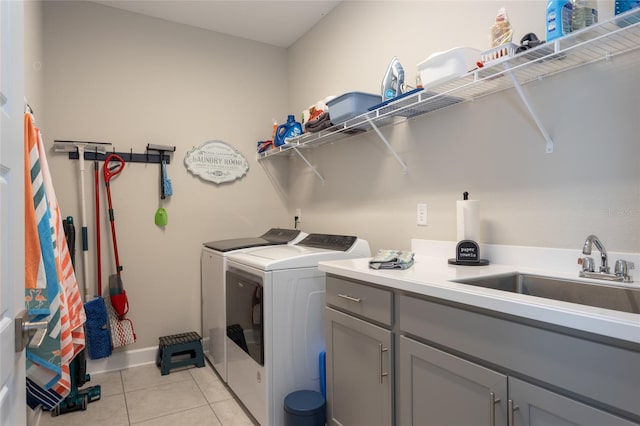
[452,273,640,314]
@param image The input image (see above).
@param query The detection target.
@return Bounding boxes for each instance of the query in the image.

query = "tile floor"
[38,363,258,426]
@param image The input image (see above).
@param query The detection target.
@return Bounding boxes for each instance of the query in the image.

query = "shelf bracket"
[505,66,554,154]
[366,117,408,174]
[291,146,325,183]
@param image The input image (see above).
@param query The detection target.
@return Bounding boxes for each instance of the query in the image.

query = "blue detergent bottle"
[274,115,303,147]
[546,0,573,41]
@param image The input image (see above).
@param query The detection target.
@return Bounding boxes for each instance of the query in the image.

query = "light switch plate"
[417,203,427,226]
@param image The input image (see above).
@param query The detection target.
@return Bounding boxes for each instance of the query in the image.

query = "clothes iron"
[381,57,405,101]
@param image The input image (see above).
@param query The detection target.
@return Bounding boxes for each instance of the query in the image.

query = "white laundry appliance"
[201,228,306,382]
[225,234,371,426]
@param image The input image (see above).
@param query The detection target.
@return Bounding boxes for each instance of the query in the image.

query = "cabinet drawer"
[326,275,393,326]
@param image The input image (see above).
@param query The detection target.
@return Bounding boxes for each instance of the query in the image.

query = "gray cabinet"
[326,308,393,426]
[399,336,507,426]
[324,274,640,426]
[509,377,638,426]
[325,276,394,426]
[398,294,640,426]
[399,335,637,426]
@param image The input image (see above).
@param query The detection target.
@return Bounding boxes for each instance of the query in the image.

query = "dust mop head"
[84,297,112,359]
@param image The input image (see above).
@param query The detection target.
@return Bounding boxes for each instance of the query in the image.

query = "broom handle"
[105,181,121,275]
[95,160,102,295]
[77,144,90,301]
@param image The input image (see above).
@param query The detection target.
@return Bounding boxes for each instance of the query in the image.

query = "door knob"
[15,309,49,352]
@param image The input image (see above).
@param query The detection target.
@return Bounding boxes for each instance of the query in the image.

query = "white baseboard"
[86,345,158,375]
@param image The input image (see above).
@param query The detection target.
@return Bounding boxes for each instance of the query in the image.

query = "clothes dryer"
[225,234,370,425]
[201,228,306,382]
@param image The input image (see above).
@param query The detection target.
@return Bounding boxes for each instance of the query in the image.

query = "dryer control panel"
[298,234,357,251]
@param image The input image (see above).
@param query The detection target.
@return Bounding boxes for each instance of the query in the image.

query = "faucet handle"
[578,257,595,272]
[614,259,634,281]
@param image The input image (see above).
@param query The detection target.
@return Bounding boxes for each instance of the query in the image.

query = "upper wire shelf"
[258,8,640,161]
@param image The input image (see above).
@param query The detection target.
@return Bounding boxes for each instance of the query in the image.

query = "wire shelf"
[258,8,640,161]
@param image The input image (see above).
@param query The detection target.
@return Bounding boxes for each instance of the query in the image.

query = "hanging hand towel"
[35,126,86,355]
[24,113,87,408]
[162,159,172,197]
[24,113,57,315]
[24,113,66,407]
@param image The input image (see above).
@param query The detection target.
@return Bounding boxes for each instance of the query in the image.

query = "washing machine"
[201,228,306,382]
[225,233,371,426]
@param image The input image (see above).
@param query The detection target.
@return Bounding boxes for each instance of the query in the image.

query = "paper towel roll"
[456,200,480,242]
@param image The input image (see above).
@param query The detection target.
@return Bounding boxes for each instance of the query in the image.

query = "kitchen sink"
[451,273,640,314]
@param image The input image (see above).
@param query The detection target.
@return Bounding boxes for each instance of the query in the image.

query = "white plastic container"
[417,47,481,89]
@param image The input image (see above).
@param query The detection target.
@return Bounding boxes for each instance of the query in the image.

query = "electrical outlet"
[417,203,428,226]
[295,208,301,222]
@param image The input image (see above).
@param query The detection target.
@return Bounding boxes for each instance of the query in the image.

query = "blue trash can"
[284,390,326,426]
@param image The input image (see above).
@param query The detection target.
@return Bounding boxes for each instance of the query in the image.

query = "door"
[508,377,638,426]
[398,336,507,426]
[226,268,263,366]
[225,266,266,426]
[326,307,393,426]
[0,0,26,424]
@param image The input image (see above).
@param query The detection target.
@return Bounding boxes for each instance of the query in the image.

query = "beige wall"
[25,0,44,116]
[38,1,640,357]
[284,1,640,253]
[42,1,290,350]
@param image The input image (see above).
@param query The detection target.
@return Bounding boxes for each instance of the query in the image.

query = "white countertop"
[318,240,640,344]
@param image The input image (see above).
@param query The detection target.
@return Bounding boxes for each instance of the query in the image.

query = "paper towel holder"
[448,240,489,266]
[450,191,489,265]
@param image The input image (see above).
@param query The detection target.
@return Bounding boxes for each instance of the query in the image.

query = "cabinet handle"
[337,293,361,303]
[379,344,388,384]
[508,399,519,426]
[489,392,500,426]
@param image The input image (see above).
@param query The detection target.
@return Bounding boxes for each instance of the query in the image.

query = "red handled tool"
[103,154,128,318]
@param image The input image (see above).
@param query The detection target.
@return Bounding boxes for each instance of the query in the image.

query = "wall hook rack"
[63,143,173,164]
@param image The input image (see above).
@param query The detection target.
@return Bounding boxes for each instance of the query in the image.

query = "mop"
[103,153,137,348]
[53,140,112,359]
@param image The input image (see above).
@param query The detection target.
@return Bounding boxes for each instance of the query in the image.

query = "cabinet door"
[399,336,508,426]
[508,377,638,426]
[326,307,393,426]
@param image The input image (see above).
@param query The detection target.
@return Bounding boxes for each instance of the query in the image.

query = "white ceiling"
[89,0,342,48]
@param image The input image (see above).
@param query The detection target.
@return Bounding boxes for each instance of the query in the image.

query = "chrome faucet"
[582,234,609,273]
[578,234,634,282]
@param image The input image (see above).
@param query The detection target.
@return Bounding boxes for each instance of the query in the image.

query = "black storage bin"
[284,390,326,426]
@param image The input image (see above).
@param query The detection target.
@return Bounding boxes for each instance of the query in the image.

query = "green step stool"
[157,332,205,375]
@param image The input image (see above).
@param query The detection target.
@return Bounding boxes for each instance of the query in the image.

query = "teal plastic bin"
[284,390,326,426]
